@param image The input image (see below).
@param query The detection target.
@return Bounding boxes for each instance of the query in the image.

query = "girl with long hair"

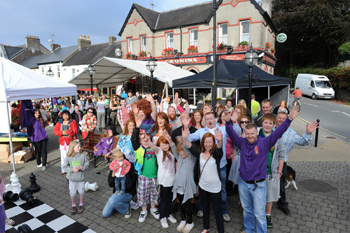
[150,112,172,144]
[273,100,290,115]
[190,110,203,129]
[144,133,176,229]
[182,129,224,233]
[28,109,48,171]
[63,141,89,215]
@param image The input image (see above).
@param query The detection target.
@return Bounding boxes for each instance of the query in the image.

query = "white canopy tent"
[0,57,77,182]
[69,57,194,94]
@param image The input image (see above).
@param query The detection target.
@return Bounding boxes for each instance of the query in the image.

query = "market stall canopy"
[69,57,194,88]
[173,59,290,89]
[0,57,77,102]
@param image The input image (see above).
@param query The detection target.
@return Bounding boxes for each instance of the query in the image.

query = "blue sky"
[0,0,208,49]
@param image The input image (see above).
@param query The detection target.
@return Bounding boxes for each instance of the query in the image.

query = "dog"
[285,165,298,190]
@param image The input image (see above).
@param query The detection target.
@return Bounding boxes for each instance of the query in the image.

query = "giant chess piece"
[19,188,35,205]
[84,181,98,192]
[17,224,33,233]
[29,173,40,193]
[5,172,22,194]
[3,191,19,202]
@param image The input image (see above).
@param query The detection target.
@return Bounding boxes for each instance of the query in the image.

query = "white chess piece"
[84,182,98,192]
[5,172,22,194]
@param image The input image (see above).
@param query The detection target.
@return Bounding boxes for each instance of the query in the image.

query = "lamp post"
[87,64,95,95]
[46,67,54,78]
[244,44,259,112]
[146,56,157,94]
[211,0,218,108]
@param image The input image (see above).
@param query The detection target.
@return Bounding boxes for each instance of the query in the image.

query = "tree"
[272,0,350,72]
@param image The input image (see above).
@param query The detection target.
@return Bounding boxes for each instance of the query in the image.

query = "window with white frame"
[190,29,198,46]
[72,68,75,78]
[141,35,146,51]
[127,37,133,53]
[219,23,227,45]
[166,32,173,48]
[57,65,60,78]
[240,20,250,42]
[41,67,44,74]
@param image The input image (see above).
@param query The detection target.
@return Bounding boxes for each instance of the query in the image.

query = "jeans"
[102,193,133,217]
[177,193,192,224]
[115,176,126,192]
[159,185,173,219]
[220,166,229,215]
[199,187,224,233]
[239,179,267,233]
[277,162,289,209]
[97,112,105,130]
[32,139,48,166]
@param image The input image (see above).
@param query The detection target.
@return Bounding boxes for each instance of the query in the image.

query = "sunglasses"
[240,121,249,124]
[88,111,93,113]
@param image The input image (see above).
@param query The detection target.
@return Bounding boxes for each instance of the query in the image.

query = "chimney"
[109,36,116,45]
[261,0,272,17]
[25,35,41,51]
[78,35,91,51]
[50,43,61,52]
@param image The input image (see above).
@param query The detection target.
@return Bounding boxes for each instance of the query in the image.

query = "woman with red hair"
[130,95,157,134]
[182,129,224,233]
[190,110,203,130]
[273,100,289,115]
[150,112,172,144]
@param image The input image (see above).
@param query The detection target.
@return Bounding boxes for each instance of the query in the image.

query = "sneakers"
[177,221,186,232]
[70,206,77,215]
[182,223,194,233]
[197,210,203,218]
[160,217,169,228]
[223,214,231,222]
[168,214,177,224]
[266,215,273,228]
[150,208,160,219]
[42,166,46,171]
[124,204,132,218]
[138,210,148,222]
[78,205,84,214]
[37,163,42,168]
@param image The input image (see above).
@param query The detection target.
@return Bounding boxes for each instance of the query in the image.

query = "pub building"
[118,0,277,100]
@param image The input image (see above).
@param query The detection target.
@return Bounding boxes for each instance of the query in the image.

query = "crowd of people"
[8,91,318,233]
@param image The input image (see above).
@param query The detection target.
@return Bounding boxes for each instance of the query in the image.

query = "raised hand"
[145,94,153,103]
[214,129,223,143]
[182,127,189,140]
[224,111,231,122]
[132,103,139,115]
[231,109,239,122]
[288,105,301,120]
[163,131,172,143]
[306,121,319,134]
[135,112,144,127]
[183,118,190,129]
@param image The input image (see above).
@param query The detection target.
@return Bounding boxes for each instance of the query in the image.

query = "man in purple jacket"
[225,106,299,233]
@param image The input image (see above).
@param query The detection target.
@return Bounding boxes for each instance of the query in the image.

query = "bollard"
[314,119,320,147]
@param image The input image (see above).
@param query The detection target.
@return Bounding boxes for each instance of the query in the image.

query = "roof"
[119,0,278,35]
[63,42,121,66]
[3,46,26,60]
[19,54,49,69]
[37,45,78,65]
[69,57,193,88]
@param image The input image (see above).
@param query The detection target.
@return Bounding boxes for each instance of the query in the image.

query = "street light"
[46,67,54,78]
[86,64,95,95]
[146,56,157,94]
[244,44,259,112]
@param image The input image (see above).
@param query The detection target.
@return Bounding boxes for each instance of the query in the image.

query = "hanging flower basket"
[163,47,174,56]
[265,42,271,51]
[139,51,147,57]
[217,42,227,50]
[126,52,132,59]
[188,45,198,54]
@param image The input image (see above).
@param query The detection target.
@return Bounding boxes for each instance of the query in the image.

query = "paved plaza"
[1,117,349,233]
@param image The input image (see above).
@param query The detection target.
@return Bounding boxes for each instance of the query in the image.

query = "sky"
[0,0,209,49]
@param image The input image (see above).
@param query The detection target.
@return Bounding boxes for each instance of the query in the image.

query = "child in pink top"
[109,149,131,195]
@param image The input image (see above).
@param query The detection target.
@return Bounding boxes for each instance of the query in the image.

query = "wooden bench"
[81,133,119,168]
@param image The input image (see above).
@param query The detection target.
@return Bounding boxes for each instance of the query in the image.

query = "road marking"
[342,112,350,117]
[303,103,319,107]
[297,116,347,139]
[331,110,340,113]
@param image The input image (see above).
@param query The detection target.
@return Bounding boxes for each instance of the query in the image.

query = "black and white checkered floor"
[4,198,95,233]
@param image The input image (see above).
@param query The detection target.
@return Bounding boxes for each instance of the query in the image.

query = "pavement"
[0,117,349,233]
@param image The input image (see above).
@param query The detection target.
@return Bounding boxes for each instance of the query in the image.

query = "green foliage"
[289,67,350,90]
[239,41,248,46]
[339,42,350,56]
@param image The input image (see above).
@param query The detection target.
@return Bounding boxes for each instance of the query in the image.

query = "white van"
[295,74,335,100]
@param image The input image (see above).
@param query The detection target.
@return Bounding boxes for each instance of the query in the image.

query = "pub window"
[219,23,227,44]
[240,20,250,42]
[127,37,133,53]
[166,32,173,48]
[141,35,146,51]
[190,29,198,46]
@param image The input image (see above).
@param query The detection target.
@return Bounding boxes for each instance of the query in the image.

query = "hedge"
[289,67,350,90]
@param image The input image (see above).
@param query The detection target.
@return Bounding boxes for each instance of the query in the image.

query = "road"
[289,94,350,142]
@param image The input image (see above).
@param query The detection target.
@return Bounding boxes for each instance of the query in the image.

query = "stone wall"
[335,88,350,103]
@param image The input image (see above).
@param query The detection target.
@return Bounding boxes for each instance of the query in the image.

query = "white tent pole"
[172,88,174,98]
[236,89,239,105]
[166,83,168,97]
[288,85,290,105]
[6,102,16,172]
[194,88,196,105]
[268,86,270,99]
